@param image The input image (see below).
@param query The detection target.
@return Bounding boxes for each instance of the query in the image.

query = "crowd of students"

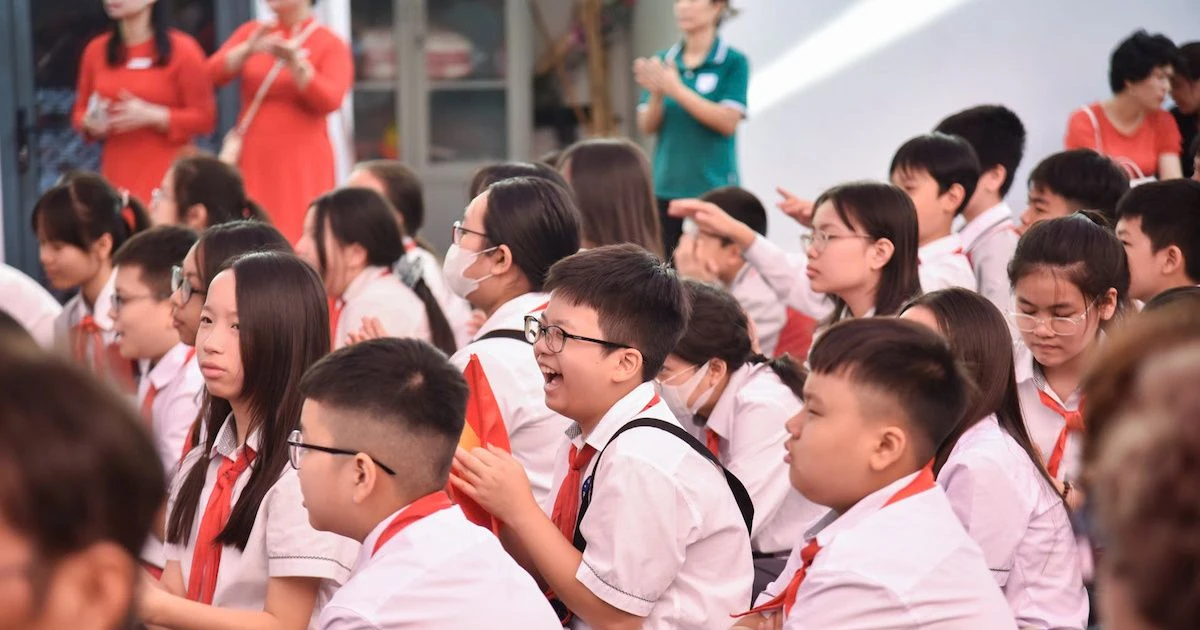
[4,5,1200,630]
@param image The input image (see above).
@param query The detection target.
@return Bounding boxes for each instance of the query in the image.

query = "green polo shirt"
[640,37,749,200]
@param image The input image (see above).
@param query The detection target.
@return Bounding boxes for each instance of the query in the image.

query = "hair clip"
[393,254,423,289]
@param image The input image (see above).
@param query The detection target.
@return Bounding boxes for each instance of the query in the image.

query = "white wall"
[634,0,1200,246]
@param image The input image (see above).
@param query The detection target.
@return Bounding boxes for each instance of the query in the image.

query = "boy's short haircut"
[1108,30,1181,94]
[888,132,982,215]
[112,225,198,296]
[1116,179,1200,283]
[934,105,1027,196]
[544,244,690,381]
[299,338,468,486]
[700,186,768,238]
[1028,149,1130,223]
[807,318,967,463]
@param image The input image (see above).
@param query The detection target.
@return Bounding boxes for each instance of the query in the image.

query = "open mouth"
[539,364,563,391]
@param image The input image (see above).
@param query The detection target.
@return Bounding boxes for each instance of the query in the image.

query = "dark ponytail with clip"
[31,171,149,258]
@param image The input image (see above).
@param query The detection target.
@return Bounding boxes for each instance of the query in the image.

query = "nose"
[785,410,803,437]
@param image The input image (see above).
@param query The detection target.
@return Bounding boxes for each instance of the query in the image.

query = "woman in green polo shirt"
[635,0,749,258]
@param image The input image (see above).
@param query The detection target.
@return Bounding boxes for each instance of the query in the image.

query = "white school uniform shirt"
[918,233,976,293]
[758,471,1015,630]
[940,416,1088,629]
[164,416,359,628]
[547,382,754,629]
[406,241,474,348]
[959,202,1020,314]
[333,265,430,349]
[0,263,61,348]
[1014,343,1084,483]
[448,292,570,504]
[684,363,824,554]
[319,503,561,630]
[53,270,118,352]
[136,342,204,478]
[728,263,787,356]
[742,235,834,320]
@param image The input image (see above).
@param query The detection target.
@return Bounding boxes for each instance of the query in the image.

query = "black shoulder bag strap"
[475,329,529,343]
[571,418,756,552]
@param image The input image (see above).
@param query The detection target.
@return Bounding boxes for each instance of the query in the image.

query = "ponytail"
[748,353,807,400]
[394,254,456,355]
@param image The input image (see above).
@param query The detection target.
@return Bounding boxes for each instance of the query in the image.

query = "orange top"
[206,18,353,243]
[1065,103,1182,178]
[72,31,216,203]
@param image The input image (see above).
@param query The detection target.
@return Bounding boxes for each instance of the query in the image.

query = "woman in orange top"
[73,0,216,204]
[206,0,353,243]
[1065,30,1184,181]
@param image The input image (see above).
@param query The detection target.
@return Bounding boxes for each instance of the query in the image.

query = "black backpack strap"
[572,418,756,552]
[475,329,529,343]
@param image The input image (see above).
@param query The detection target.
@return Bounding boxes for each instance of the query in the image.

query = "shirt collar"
[210,413,262,460]
[958,202,1014,253]
[704,363,756,438]
[474,292,549,340]
[144,342,195,390]
[339,265,389,304]
[567,382,664,451]
[1014,341,1085,408]
[917,233,965,263]
[74,271,118,330]
[664,36,727,68]
[805,468,926,547]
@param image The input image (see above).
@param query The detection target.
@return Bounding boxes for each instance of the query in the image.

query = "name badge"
[695,72,719,95]
[126,57,153,70]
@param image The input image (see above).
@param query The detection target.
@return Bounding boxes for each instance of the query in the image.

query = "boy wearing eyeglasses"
[108,225,200,575]
[291,338,561,629]
[453,244,754,629]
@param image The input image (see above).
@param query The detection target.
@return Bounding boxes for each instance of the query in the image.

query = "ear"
[866,422,909,473]
[183,204,208,230]
[49,542,138,630]
[344,243,369,270]
[92,232,115,261]
[866,237,896,271]
[490,244,516,276]
[1098,287,1120,321]
[980,165,1006,195]
[707,357,728,385]
[350,453,378,505]
[1161,244,1185,276]
[941,183,967,215]
[611,348,645,386]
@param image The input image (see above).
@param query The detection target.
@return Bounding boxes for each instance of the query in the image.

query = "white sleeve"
[318,605,381,630]
[156,371,204,480]
[265,471,360,582]
[726,392,802,541]
[742,236,833,320]
[575,453,694,617]
[938,457,1025,587]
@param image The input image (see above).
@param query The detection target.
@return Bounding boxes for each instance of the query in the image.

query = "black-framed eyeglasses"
[171,265,206,304]
[451,221,491,246]
[287,429,397,475]
[523,315,632,354]
[110,292,161,313]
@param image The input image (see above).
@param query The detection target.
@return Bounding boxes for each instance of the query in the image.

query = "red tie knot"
[569,445,596,472]
[77,315,102,334]
[800,538,821,565]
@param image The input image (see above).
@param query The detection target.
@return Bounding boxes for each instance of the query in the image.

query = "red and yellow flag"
[450,354,512,534]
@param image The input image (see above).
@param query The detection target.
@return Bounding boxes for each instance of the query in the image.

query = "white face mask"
[441,243,497,300]
[656,361,716,420]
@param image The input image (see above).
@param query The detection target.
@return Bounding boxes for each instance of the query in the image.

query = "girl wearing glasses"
[444,176,582,505]
[149,155,270,229]
[1009,212,1129,507]
[147,251,357,630]
[656,279,821,596]
[901,289,1087,628]
[32,172,150,391]
[295,188,455,353]
[669,181,922,333]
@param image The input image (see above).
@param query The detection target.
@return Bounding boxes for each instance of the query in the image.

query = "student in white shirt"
[889,132,980,293]
[660,279,824,595]
[453,245,754,629]
[110,225,202,475]
[344,160,474,345]
[442,176,581,504]
[1114,179,1200,302]
[143,252,358,630]
[33,171,150,389]
[1009,213,1127,499]
[935,105,1027,313]
[292,338,561,629]
[672,186,787,356]
[903,289,1087,629]
[735,318,1013,630]
[0,351,165,630]
[670,181,922,329]
[1017,149,1129,235]
[0,262,61,348]
[295,187,453,353]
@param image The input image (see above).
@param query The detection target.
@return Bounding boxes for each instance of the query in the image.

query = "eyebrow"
[1016,297,1077,310]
